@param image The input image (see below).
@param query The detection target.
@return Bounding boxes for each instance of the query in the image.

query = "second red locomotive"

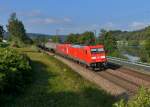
[56,44,107,69]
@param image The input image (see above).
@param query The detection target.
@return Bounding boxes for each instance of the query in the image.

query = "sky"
[0,0,150,35]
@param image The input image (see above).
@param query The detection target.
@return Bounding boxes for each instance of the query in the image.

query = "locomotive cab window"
[91,48,104,54]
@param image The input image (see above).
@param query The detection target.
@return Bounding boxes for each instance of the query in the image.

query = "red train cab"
[85,45,107,68]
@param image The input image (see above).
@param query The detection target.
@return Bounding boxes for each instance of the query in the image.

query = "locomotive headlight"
[91,56,96,59]
[100,56,106,58]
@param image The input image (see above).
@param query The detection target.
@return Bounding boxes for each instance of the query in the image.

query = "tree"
[144,39,150,55]
[51,36,61,43]
[78,31,96,45]
[33,35,49,45]
[0,25,5,42]
[98,29,107,44]
[7,12,32,46]
[99,31,117,54]
[142,39,150,62]
[65,33,79,44]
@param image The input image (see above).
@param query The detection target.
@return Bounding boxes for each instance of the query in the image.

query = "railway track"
[98,69,150,97]
[97,70,137,96]
[40,48,150,99]
[117,67,150,82]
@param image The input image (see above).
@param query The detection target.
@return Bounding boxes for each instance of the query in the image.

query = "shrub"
[108,50,128,59]
[113,87,150,107]
[0,48,32,93]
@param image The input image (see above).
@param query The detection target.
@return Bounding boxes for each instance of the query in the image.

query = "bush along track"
[114,87,150,107]
[0,48,32,104]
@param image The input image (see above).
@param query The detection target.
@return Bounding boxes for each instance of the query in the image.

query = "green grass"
[3,48,115,107]
[0,42,9,48]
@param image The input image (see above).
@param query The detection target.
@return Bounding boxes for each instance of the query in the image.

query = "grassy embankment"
[4,47,115,107]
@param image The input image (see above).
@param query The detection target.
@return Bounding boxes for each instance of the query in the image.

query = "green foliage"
[0,48,32,94]
[144,39,150,55]
[99,31,117,54]
[51,36,61,43]
[0,42,9,48]
[139,48,150,62]
[108,26,150,41]
[114,87,150,107]
[109,50,128,59]
[65,31,96,45]
[79,31,96,45]
[7,13,32,46]
[128,40,139,46]
[103,27,150,62]
[33,35,49,45]
[0,25,5,42]
[65,33,79,44]
[140,39,150,63]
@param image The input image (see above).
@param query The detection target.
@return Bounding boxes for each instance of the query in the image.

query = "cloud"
[28,17,72,25]
[103,22,117,30]
[129,22,149,30]
[16,10,72,26]
[18,10,42,17]
[63,17,72,23]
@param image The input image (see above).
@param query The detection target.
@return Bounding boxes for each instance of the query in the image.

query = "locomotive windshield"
[91,48,104,54]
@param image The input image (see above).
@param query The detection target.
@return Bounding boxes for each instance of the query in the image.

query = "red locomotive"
[56,44,107,69]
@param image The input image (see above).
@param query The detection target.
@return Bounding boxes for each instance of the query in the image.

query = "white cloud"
[90,24,100,29]
[18,10,42,17]
[129,22,149,30]
[103,22,116,30]
[28,17,72,25]
[15,10,72,26]
[63,17,72,23]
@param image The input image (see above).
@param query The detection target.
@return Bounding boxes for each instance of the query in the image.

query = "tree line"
[106,28,150,62]
[0,13,32,47]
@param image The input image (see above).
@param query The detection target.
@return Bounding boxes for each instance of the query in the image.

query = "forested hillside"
[106,26,150,62]
[108,26,150,41]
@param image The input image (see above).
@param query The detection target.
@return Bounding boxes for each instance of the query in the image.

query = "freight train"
[40,42,107,70]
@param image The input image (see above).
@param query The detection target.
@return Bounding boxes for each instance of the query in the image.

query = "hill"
[4,32,67,42]
[108,26,150,41]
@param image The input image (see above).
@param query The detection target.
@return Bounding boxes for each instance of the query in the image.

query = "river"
[123,54,140,62]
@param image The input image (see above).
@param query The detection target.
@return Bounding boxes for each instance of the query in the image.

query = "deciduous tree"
[0,25,5,42]
[51,36,61,43]
[65,33,79,44]
[99,31,117,54]
[78,31,96,45]
[7,13,32,45]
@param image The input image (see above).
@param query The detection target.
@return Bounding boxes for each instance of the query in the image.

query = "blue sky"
[0,0,150,35]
